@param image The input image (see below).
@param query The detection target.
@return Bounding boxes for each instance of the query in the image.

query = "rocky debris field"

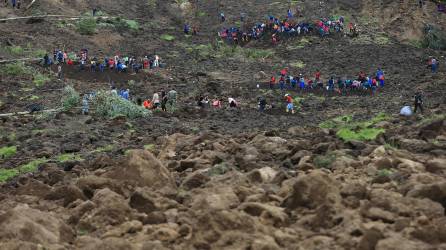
[1,0,446,249]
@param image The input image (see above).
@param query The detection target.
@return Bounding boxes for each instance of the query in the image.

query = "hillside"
[0,0,446,249]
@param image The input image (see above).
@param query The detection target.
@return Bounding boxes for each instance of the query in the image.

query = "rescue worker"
[284,94,295,114]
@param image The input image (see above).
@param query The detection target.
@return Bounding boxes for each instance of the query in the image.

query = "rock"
[290,150,312,164]
[68,200,96,225]
[246,167,277,183]
[101,220,143,238]
[374,157,394,170]
[249,135,291,160]
[188,186,240,211]
[251,235,281,250]
[129,188,158,214]
[370,146,387,158]
[14,179,52,198]
[181,171,210,190]
[45,185,86,206]
[347,140,367,150]
[363,207,397,223]
[358,228,384,250]
[62,143,81,153]
[238,202,288,226]
[425,158,446,174]
[300,236,336,250]
[419,119,446,139]
[79,188,133,230]
[398,139,432,153]
[149,226,179,242]
[75,236,136,250]
[340,181,367,199]
[0,204,74,246]
[410,217,446,244]
[406,181,446,208]
[281,170,341,209]
[376,234,432,250]
[104,150,176,189]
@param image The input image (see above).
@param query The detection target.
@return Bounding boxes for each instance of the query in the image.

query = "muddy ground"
[0,0,446,249]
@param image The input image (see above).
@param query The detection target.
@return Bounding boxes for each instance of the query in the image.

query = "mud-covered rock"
[281,170,341,209]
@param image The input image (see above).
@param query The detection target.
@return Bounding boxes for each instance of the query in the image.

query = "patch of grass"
[161,34,175,41]
[290,60,305,69]
[377,168,393,177]
[0,169,19,183]
[56,153,83,162]
[336,127,385,142]
[5,46,24,55]
[196,10,207,17]
[384,143,397,151]
[29,95,40,101]
[144,144,155,151]
[375,34,391,45]
[92,145,115,153]
[18,158,48,173]
[0,62,28,76]
[0,146,17,159]
[62,86,80,111]
[417,114,446,126]
[207,163,230,176]
[313,153,336,169]
[32,49,47,57]
[77,18,97,35]
[33,73,50,87]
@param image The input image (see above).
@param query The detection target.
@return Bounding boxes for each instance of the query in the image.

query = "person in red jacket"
[280,67,288,77]
[284,94,295,114]
[315,70,321,81]
[270,75,276,89]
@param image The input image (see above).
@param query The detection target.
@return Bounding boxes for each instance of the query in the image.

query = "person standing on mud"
[167,88,177,112]
[161,89,167,112]
[57,65,63,80]
[413,91,424,114]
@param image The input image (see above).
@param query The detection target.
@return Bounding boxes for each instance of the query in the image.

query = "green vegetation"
[77,18,97,35]
[208,163,231,176]
[336,127,385,141]
[144,144,155,151]
[313,153,336,169]
[319,113,389,142]
[62,86,80,111]
[0,62,28,76]
[290,60,305,69]
[18,158,48,173]
[93,145,115,153]
[33,73,51,87]
[56,153,83,162]
[5,46,24,55]
[423,26,446,50]
[94,92,150,119]
[377,169,393,177]
[0,169,19,183]
[186,41,274,61]
[0,146,17,159]
[161,34,176,41]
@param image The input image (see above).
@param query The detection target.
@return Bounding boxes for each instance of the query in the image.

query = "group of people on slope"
[218,9,356,45]
[269,68,385,94]
[196,96,238,109]
[43,49,164,75]
[139,89,177,112]
[3,0,21,9]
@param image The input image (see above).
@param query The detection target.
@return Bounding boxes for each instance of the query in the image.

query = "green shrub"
[56,153,83,162]
[313,153,336,169]
[77,18,97,35]
[112,17,139,32]
[0,146,17,159]
[19,158,48,173]
[424,26,446,50]
[161,34,175,41]
[33,73,50,87]
[93,92,150,119]
[336,127,385,141]
[62,86,80,111]
[1,62,28,76]
[0,169,19,183]
[5,46,24,55]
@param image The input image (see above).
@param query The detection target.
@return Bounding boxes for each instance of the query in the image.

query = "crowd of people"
[138,88,177,112]
[267,68,386,95]
[3,0,21,9]
[43,49,164,76]
[218,9,357,45]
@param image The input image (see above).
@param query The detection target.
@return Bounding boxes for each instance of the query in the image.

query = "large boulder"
[281,170,341,209]
[406,181,446,208]
[187,186,240,211]
[0,204,74,247]
[376,234,432,250]
[104,150,176,189]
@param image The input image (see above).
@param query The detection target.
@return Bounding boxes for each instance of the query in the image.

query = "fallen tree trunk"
[0,108,60,117]
[26,0,37,10]
[0,58,41,64]
[0,15,112,22]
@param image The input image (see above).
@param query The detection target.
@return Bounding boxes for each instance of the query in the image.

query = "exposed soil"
[0,0,446,249]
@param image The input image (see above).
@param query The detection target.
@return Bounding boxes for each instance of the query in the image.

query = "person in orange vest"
[270,75,276,89]
[143,99,152,109]
[284,94,295,114]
